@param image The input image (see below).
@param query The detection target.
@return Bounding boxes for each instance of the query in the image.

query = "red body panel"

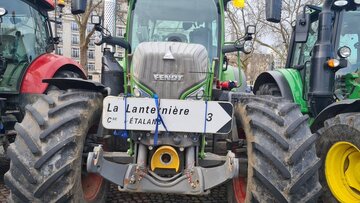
[43,0,55,9]
[20,53,86,94]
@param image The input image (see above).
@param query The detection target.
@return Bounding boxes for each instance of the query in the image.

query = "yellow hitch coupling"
[151,146,180,172]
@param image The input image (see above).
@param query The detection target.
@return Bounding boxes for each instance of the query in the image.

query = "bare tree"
[226,0,322,70]
[72,0,103,75]
[116,0,128,27]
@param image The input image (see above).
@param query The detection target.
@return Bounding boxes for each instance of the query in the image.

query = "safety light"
[338,46,351,58]
[0,8,7,17]
[91,15,102,25]
[58,0,65,8]
[334,0,348,6]
[233,0,245,8]
[327,59,340,68]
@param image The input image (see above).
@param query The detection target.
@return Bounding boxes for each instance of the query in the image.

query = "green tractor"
[4,0,320,202]
[254,0,360,202]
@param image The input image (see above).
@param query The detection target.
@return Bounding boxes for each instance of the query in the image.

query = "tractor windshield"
[130,0,219,60]
[0,0,50,92]
[336,7,360,75]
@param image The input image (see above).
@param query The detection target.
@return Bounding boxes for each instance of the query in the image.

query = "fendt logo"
[153,74,184,81]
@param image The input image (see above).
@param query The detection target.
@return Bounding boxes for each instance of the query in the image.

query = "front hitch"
[87,145,239,195]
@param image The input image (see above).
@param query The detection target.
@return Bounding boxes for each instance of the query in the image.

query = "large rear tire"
[4,89,107,202]
[316,112,360,203]
[228,95,321,202]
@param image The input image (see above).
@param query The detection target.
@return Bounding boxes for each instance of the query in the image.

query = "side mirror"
[246,25,256,35]
[294,13,310,43]
[91,15,102,25]
[266,0,282,23]
[71,0,87,15]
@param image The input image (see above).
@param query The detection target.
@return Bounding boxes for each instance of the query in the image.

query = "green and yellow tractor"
[254,0,360,202]
[4,0,321,202]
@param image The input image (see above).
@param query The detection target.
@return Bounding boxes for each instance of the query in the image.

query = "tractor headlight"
[0,8,7,17]
[243,41,253,54]
[334,0,348,6]
[338,46,351,58]
[355,0,360,4]
[133,86,151,98]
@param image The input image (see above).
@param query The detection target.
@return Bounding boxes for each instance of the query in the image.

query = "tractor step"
[87,145,239,195]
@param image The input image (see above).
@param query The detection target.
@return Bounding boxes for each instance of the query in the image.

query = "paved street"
[0,157,228,203]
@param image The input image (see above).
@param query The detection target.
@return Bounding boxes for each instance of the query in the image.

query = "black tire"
[316,112,360,203]
[256,83,282,97]
[228,95,322,202]
[4,89,108,202]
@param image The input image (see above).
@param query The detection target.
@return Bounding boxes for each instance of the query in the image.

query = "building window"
[88,63,95,71]
[71,48,80,59]
[71,21,79,31]
[89,38,95,47]
[116,27,125,37]
[56,22,63,31]
[87,24,94,33]
[72,34,79,45]
[88,50,95,59]
[56,32,63,44]
[56,47,63,55]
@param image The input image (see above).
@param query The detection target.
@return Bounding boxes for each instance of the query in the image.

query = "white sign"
[102,96,233,134]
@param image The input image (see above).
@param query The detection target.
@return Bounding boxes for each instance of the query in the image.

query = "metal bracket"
[87,145,129,187]
[87,145,239,194]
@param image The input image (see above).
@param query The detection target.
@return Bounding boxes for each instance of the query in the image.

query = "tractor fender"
[253,71,293,100]
[20,53,86,94]
[42,78,108,94]
[311,99,360,132]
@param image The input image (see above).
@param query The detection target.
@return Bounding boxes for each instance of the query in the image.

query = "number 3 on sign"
[206,113,213,122]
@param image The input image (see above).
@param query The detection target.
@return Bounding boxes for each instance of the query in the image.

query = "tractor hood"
[132,42,208,99]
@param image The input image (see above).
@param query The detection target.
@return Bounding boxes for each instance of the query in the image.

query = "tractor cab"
[0,0,53,93]
[130,0,219,61]
[91,0,255,98]
[288,4,360,101]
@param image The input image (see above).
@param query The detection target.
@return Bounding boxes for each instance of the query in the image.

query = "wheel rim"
[82,173,104,201]
[232,177,247,203]
[325,141,360,202]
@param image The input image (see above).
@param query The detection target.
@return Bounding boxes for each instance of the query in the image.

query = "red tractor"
[0,0,86,151]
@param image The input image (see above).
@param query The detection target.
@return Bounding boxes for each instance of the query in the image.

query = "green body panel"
[345,72,360,99]
[276,68,309,113]
[222,66,237,81]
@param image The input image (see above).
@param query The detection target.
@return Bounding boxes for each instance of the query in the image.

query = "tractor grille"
[132,42,208,99]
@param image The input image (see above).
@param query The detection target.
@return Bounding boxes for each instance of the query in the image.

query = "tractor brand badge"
[153,74,184,81]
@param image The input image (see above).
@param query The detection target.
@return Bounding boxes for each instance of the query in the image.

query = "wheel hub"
[325,141,360,202]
